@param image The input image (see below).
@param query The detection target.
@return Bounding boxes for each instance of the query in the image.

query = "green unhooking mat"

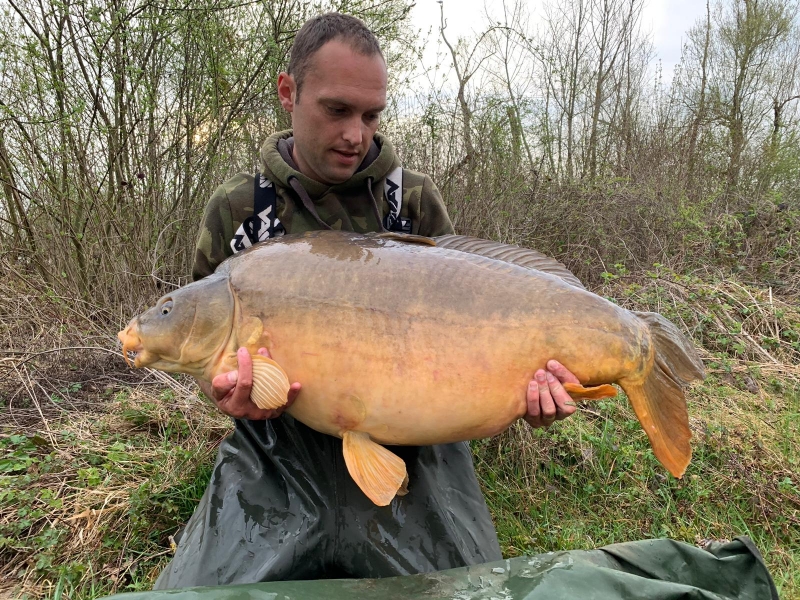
[104,537,778,599]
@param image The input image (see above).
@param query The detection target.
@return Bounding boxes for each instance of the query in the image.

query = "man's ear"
[277,72,296,112]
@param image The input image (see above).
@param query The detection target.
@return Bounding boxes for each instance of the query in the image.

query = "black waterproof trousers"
[153,415,502,588]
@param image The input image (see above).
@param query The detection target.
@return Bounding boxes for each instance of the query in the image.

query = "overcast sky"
[409,0,707,83]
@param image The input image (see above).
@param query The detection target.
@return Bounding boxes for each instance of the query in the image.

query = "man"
[154,12,579,589]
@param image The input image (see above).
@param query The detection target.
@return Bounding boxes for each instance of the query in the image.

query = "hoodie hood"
[259,130,400,200]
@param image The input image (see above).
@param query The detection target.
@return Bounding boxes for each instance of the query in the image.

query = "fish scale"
[119,231,704,506]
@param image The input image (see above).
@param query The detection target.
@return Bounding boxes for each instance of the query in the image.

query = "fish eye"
[161,300,173,315]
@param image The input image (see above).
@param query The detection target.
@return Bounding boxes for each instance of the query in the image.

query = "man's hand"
[206,347,301,420]
[525,360,579,429]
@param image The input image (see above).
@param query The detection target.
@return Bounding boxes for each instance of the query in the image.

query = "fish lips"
[118,320,154,368]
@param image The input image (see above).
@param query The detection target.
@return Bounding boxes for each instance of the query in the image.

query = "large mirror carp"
[119,231,704,506]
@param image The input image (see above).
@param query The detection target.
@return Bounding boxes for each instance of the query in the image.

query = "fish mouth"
[118,323,144,367]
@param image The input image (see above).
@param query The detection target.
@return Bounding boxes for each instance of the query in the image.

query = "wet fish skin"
[119,231,704,505]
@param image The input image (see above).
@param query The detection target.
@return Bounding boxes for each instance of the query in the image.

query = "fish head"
[118,275,235,376]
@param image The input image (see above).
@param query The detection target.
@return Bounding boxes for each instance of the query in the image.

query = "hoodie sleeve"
[192,187,231,281]
[416,175,455,237]
[192,173,255,281]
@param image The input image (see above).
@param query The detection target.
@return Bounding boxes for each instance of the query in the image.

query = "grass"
[473,376,800,598]
[1,270,798,598]
[0,385,230,597]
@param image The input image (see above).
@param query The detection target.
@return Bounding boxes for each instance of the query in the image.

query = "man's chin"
[320,165,359,185]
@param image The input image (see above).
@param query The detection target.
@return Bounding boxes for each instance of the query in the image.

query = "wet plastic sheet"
[105,536,777,600]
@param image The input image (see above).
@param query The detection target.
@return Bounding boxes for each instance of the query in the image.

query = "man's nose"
[342,116,363,146]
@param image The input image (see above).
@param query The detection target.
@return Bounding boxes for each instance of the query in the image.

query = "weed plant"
[473,269,800,599]
[0,386,229,597]
[1,250,799,598]
[1,0,799,595]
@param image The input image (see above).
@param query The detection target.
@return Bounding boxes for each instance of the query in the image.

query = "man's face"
[277,39,387,185]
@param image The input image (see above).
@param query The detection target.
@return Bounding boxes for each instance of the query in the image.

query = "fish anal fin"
[563,382,618,400]
[250,354,290,410]
[342,431,408,506]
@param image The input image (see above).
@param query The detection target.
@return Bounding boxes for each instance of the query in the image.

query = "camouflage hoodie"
[192,130,454,280]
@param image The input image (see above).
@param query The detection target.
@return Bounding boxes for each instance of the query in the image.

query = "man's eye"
[328,106,347,116]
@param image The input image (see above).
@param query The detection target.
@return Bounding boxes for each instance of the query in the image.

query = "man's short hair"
[288,12,384,100]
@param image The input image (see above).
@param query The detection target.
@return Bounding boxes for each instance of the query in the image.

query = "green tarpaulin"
[105,536,778,599]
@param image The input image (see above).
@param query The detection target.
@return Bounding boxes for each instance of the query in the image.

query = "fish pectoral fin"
[563,382,618,400]
[342,431,408,506]
[249,354,291,410]
[239,316,264,347]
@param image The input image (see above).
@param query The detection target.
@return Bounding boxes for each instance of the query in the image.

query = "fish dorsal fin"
[376,232,437,246]
[342,431,408,506]
[433,235,585,289]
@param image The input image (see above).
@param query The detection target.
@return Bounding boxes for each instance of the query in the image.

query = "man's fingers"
[215,348,260,419]
[218,396,274,420]
[546,360,580,385]
[230,347,254,404]
[544,360,579,421]
[536,370,557,425]
[546,371,578,420]
[525,362,582,429]
[524,379,542,428]
[213,347,299,421]
[286,382,302,407]
[210,370,237,402]
[526,379,540,416]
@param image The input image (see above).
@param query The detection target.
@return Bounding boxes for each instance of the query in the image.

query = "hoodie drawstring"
[366,177,388,232]
[287,176,333,231]
[288,175,387,233]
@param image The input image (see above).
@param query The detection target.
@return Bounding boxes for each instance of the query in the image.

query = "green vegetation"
[476,270,800,599]
[2,271,798,598]
[477,377,800,596]
[0,388,228,597]
[1,0,799,597]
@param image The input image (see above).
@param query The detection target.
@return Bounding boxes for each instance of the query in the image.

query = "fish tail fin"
[619,312,705,478]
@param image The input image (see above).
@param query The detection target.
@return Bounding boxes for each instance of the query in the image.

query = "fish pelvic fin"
[250,354,291,410]
[620,312,705,478]
[342,431,408,506]
[563,382,618,400]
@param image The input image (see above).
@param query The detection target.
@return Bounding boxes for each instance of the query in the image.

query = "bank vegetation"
[0,0,798,596]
